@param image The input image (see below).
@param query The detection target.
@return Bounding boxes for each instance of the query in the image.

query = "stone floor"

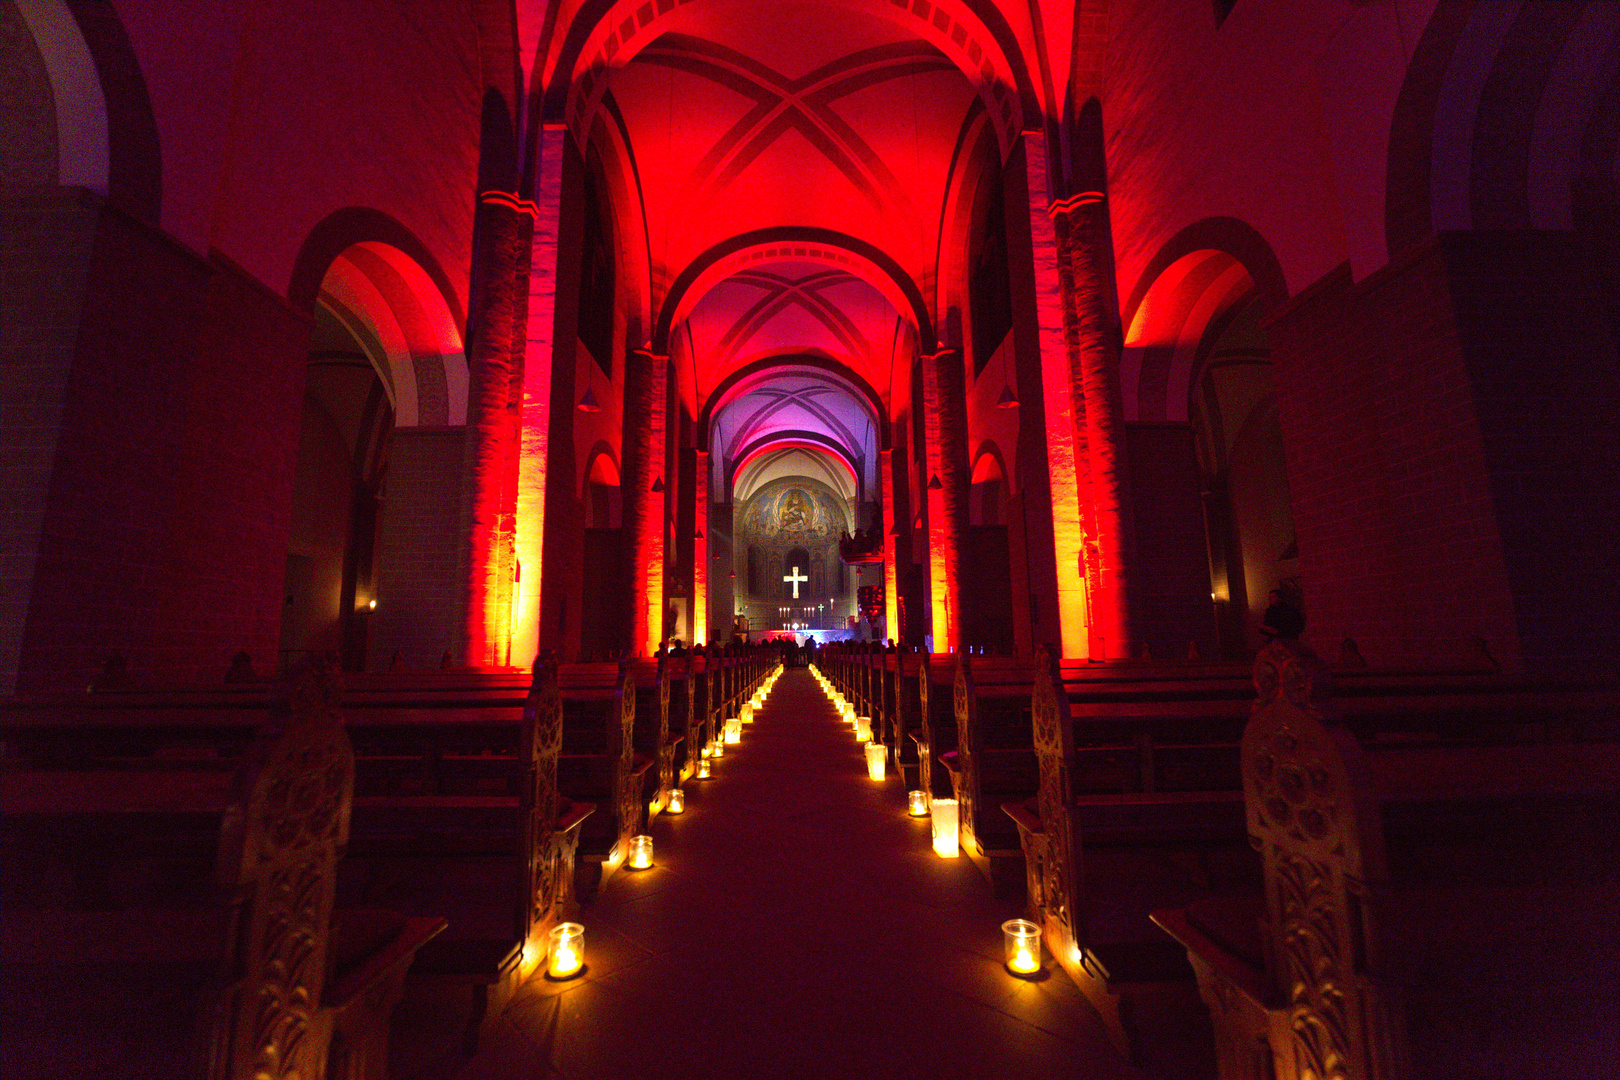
[452,669,1150,1080]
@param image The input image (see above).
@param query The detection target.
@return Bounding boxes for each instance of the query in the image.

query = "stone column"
[880,446,901,641]
[919,347,969,652]
[693,449,709,645]
[623,346,669,656]
[1052,189,1133,660]
[1018,131,1091,658]
[458,189,533,666]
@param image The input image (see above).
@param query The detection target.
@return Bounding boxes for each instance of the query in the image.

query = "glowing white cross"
[783,566,808,599]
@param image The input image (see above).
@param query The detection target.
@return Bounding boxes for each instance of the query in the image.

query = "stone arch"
[1387,0,1620,252]
[660,229,934,354]
[6,0,160,220]
[537,0,1038,155]
[291,213,468,428]
[1120,219,1288,424]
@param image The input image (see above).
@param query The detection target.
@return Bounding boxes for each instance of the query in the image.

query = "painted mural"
[742,483,843,540]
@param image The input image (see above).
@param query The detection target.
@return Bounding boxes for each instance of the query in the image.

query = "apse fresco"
[744,483,842,539]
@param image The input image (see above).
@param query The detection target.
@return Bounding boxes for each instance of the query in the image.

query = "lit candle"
[865,742,887,780]
[856,717,872,742]
[627,834,654,870]
[711,738,725,759]
[1002,919,1041,976]
[696,758,711,779]
[907,790,929,816]
[725,717,741,744]
[931,798,959,858]
[740,703,754,724]
[667,788,685,814]
[547,922,585,979]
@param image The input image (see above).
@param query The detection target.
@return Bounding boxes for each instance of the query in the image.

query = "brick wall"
[15,196,307,690]
[370,426,466,669]
[1268,240,1521,669]
[1124,422,1216,658]
[1,188,99,692]
[1441,231,1620,666]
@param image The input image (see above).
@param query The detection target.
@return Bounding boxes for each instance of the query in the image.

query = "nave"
[448,668,1145,1080]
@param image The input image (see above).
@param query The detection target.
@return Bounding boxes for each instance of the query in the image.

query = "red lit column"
[458,189,533,666]
[1052,189,1132,660]
[880,447,900,642]
[1020,132,1091,658]
[920,347,968,652]
[693,449,709,646]
[623,346,669,656]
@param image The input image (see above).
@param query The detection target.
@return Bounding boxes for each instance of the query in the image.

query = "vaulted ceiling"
[582,0,981,414]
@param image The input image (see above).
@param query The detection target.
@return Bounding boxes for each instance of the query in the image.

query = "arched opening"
[1124,240,1295,658]
[580,449,630,660]
[963,447,1014,654]
[283,241,466,670]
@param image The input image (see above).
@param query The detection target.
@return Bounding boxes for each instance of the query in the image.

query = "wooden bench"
[885,647,926,789]
[1153,642,1620,1080]
[626,656,679,818]
[940,654,1042,896]
[334,657,592,1053]
[913,653,958,804]
[0,672,443,1080]
[557,662,649,900]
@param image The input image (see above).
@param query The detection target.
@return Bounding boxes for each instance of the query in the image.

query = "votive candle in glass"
[696,758,712,779]
[724,717,742,744]
[931,798,960,858]
[627,834,654,870]
[667,788,685,814]
[907,790,929,817]
[1002,919,1041,976]
[547,922,585,979]
[865,742,887,780]
[710,738,725,759]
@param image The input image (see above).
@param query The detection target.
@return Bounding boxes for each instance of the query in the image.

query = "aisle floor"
[454,669,1148,1080]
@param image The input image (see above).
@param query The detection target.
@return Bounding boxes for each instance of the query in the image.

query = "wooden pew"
[335,657,592,1053]
[557,662,649,901]
[914,653,957,804]
[0,673,443,1080]
[939,654,1042,896]
[885,647,926,790]
[1153,642,1620,1080]
[626,656,679,818]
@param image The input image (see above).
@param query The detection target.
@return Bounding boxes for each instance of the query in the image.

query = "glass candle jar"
[627,834,654,870]
[710,738,725,759]
[907,790,929,816]
[696,758,711,779]
[667,788,685,814]
[931,798,960,858]
[547,922,585,979]
[865,742,887,780]
[1002,919,1041,976]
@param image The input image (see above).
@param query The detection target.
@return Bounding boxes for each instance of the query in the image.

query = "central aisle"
[457,669,1145,1080]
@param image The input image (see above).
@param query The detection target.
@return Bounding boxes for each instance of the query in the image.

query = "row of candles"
[807,664,1043,979]
[545,664,786,980]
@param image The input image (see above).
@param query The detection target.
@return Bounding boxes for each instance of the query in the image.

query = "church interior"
[3,0,1617,1077]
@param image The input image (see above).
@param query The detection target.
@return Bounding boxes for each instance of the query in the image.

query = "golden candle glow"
[1002,919,1041,976]
[667,788,685,814]
[724,717,741,744]
[931,798,959,858]
[697,758,711,779]
[547,922,585,979]
[856,717,872,742]
[711,738,725,759]
[627,834,654,870]
[740,703,754,724]
[907,790,929,816]
[865,742,887,780]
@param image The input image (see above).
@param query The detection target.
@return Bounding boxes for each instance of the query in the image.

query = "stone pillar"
[458,189,533,666]
[919,347,969,652]
[1019,132,1091,658]
[880,447,901,641]
[693,449,709,645]
[512,124,578,668]
[1052,189,1133,660]
[623,346,669,656]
